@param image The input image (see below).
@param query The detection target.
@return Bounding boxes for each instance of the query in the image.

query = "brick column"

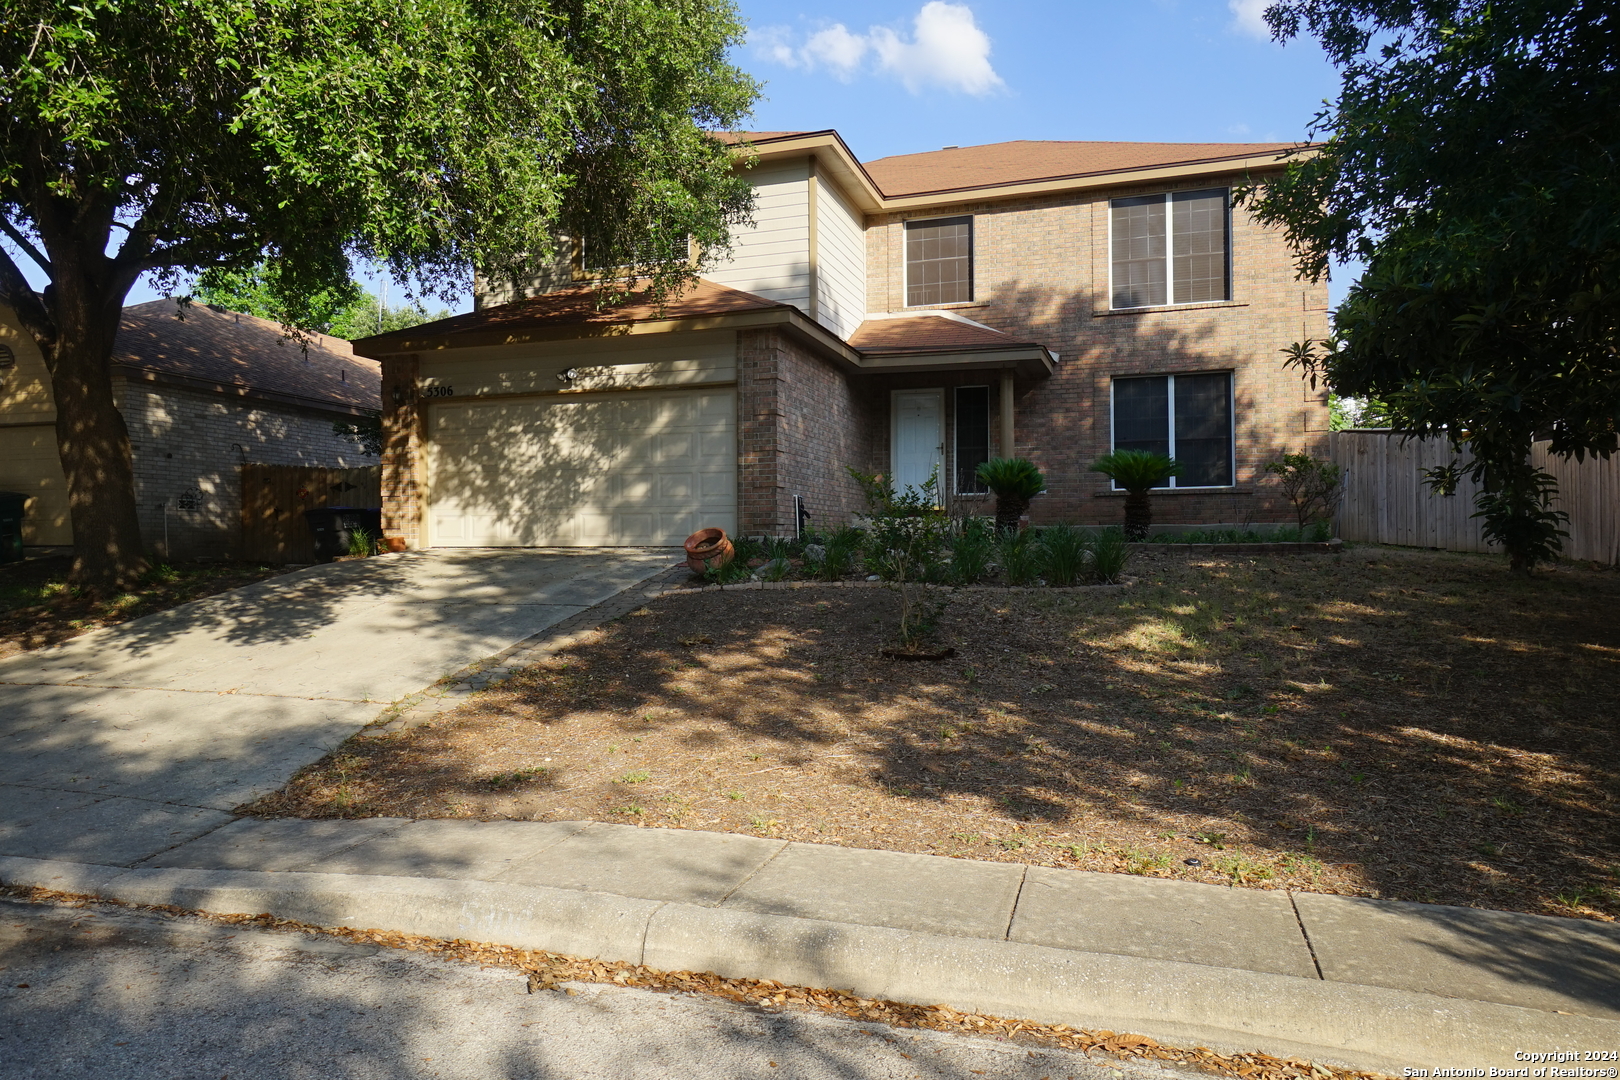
[736,329,786,536]
[379,353,424,548]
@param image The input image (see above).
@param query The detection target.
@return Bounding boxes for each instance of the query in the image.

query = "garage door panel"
[657,433,695,464]
[429,387,736,547]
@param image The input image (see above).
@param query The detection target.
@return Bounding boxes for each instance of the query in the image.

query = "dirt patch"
[0,557,291,659]
[249,546,1620,922]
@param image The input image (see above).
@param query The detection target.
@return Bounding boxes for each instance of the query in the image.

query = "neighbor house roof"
[116,300,380,415]
[862,140,1299,198]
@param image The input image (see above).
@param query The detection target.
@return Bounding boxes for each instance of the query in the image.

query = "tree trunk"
[994,496,1027,533]
[48,285,148,591]
[1123,490,1152,540]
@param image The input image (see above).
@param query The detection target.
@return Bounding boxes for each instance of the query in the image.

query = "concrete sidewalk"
[3,816,1617,1075]
[3,556,1616,1073]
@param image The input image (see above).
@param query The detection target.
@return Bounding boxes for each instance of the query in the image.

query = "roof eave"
[353,304,864,369]
[855,344,1055,379]
[874,149,1310,210]
[729,130,888,214]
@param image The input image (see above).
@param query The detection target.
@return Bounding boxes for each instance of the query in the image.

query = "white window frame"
[902,215,975,308]
[1107,189,1232,310]
[1108,371,1236,489]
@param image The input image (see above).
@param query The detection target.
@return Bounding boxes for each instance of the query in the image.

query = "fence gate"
[240,464,381,563]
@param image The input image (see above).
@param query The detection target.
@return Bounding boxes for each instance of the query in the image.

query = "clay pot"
[684,527,734,574]
[383,537,408,553]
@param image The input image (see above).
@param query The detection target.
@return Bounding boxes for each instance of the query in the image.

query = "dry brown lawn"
[249,545,1620,922]
[0,557,289,659]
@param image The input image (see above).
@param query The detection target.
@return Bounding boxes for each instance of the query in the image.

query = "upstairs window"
[1111,372,1234,487]
[906,216,973,306]
[1110,189,1230,309]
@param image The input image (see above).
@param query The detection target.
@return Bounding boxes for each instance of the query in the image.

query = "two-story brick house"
[354,130,1330,548]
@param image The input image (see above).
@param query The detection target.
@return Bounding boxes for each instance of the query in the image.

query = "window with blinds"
[1111,372,1234,487]
[1110,189,1229,308]
[906,216,974,306]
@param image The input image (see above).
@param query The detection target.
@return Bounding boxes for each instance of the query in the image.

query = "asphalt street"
[0,896,1187,1080]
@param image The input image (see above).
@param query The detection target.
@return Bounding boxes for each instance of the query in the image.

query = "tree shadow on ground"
[259,549,1620,965]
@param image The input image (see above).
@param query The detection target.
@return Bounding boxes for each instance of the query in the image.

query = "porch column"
[999,369,1015,458]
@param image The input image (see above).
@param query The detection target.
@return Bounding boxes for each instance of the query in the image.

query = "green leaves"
[1245,0,1620,572]
[1088,450,1179,494]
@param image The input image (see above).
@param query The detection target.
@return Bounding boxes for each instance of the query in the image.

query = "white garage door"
[427,388,736,547]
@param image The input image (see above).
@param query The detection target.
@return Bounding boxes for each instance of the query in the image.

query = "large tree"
[0,0,756,588]
[1245,0,1619,572]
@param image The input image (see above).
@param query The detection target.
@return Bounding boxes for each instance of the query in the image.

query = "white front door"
[891,389,944,500]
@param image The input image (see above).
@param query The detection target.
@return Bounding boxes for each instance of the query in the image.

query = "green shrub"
[998,529,1043,585]
[849,467,950,582]
[1265,451,1344,532]
[976,458,1045,532]
[949,517,996,584]
[346,527,375,557]
[1039,524,1090,587]
[819,525,863,581]
[1089,527,1131,583]
[1090,450,1180,540]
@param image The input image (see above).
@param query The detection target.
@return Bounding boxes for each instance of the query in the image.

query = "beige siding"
[706,159,812,311]
[417,332,736,399]
[0,425,69,544]
[815,175,868,340]
[0,308,67,543]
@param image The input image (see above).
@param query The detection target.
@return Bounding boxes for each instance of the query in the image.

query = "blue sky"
[121,0,1357,310]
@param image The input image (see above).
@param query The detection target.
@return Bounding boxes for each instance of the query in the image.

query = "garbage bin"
[302,506,383,562]
[0,492,24,564]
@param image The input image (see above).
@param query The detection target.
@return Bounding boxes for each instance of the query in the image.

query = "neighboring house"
[0,300,381,557]
[354,130,1330,549]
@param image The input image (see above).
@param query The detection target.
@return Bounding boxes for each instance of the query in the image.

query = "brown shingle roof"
[115,300,379,413]
[353,279,788,349]
[849,316,1035,354]
[863,139,1297,197]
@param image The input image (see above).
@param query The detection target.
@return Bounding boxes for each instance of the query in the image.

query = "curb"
[4,855,1610,1074]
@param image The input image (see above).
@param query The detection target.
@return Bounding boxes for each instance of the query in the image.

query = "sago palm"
[1090,450,1180,539]
[976,457,1045,532]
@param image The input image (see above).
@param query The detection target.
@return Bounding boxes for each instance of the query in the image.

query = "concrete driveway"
[0,550,674,866]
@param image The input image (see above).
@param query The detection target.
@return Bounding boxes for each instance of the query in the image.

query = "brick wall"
[737,328,874,537]
[864,173,1331,528]
[116,378,375,558]
[378,354,424,547]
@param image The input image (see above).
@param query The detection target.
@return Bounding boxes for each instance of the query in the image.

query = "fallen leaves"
[7,882,1384,1080]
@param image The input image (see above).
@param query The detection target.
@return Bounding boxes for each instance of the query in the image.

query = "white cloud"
[752,2,1004,96]
[804,24,870,77]
[1229,0,1273,39]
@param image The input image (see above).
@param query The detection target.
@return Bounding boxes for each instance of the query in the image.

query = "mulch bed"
[0,557,290,659]
[248,546,1620,922]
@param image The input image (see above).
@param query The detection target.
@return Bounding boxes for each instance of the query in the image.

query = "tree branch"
[0,242,55,351]
[0,215,52,275]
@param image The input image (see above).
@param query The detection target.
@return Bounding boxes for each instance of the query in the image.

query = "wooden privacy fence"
[241,464,381,563]
[1330,430,1620,565]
